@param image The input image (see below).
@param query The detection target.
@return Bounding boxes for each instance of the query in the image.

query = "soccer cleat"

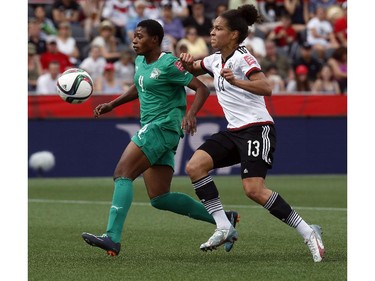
[81,232,121,256]
[305,224,325,262]
[224,211,240,252]
[200,225,238,252]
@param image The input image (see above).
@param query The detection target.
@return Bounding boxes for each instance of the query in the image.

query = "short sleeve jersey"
[201,45,274,130]
[134,52,193,135]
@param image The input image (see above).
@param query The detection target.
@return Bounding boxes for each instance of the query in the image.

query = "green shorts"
[131,122,181,170]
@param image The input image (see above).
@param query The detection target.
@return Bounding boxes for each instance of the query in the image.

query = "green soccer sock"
[150,192,215,224]
[105,177,133,243]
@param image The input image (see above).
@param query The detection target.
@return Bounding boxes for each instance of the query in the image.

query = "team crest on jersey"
[174,61,185,72]
[244,55,255,66]
[150,68,161,79]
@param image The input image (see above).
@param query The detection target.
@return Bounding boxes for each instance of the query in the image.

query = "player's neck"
[144,48,162,64]
[220,44,238,63]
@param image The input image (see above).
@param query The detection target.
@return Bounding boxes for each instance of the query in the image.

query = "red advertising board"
[28,94,347,119]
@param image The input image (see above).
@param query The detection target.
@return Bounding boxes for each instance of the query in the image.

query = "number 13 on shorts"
[247,140,260,157]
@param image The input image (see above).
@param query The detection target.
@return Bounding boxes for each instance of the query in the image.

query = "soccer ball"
[56,68,94,104]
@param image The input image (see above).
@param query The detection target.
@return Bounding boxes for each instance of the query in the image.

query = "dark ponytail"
[220,4,262,43]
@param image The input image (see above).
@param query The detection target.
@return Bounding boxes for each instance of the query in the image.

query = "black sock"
[193,175,223,215]
[264,192,302,228]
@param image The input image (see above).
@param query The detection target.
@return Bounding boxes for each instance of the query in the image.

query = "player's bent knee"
[185,160,200,178]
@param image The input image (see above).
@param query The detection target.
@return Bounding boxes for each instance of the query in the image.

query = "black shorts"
[198,124,276,178]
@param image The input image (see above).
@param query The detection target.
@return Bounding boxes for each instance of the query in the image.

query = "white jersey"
[201,45,274,130]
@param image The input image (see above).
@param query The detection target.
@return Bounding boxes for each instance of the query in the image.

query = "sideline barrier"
[28,94,347,119]
[28,95,347,177]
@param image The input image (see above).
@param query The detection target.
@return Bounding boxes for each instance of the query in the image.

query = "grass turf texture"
[29,175,346,281]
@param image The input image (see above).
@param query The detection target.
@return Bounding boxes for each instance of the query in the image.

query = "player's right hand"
[179,53,194,67]
[94,103,113,117]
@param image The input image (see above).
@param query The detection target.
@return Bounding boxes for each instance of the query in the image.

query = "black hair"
[331,46,347,61]
[220,4,262,44]
[137,19,164,45]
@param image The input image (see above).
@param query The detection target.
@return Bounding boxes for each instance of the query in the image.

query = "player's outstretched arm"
[179,53,206,77]
[182,77,210,136]
[94,84,138,117]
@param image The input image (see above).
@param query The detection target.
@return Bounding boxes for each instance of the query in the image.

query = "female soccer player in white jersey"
[81,19,238,256]
[179,4,325,262]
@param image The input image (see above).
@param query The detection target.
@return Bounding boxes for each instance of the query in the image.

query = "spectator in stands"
[243,27,266,59]
[28,43,42,92]
[306,6,339,60]
[161,34,177,55]
[308,0,338,17]
[79,45,107,85]
[176,26,209,60]
[126,0,149,44]
[79,0,104,40]
[159,1,185,43]
[56,21,80,65]
[228,0,257,10]
[267,13,297,53]
[333,1,347,47]
[228,0,260,35]
[257,0,286,34]
[327,46,347,93]
[201,0,229,20]
[214,3,228,19]
[311,64,341,94]
[114,50,136,91]
[264,64,286,94]
[33,5,58,37]
[101,0,132,43]
[40,35,73,73]
[286,64,312,93]
[142,0,162,20]
[95,63,124,94]
[52,0,81,26]
[293,42,322,82]
[91,20,121,61]
[182,0,213,45]
[175,42,188,57]
[259,39,291,82]
[28,18,47,55]
[283,0,309,31]
[36,61,61,94]
[161,0,189,19]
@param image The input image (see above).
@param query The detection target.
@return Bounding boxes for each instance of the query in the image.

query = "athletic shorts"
[198,124,276,178]
[131,122,180,170]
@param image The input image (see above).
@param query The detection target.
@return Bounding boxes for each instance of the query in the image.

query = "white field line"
[28,198,346,212]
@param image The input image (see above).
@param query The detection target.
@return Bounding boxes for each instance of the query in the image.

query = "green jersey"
[134,52,193,136]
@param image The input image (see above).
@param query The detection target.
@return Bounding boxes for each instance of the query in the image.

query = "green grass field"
[28,175,347,281]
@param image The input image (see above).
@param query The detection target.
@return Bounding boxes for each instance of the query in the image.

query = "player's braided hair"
[220,4,262,44]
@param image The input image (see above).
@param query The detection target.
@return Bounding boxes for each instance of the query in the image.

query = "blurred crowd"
[28,0,347,95]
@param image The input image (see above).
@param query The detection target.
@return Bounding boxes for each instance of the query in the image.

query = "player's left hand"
[181,114,197,136]
[220,68,236,85]
[94,103,113,117]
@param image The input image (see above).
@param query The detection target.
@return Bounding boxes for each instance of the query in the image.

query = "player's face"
[210,17,232,50]
[132,27,154,55]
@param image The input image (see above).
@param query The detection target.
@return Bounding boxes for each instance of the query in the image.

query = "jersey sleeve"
[166,58,194,86]
[239,53,262,78]
[201,54,214,77]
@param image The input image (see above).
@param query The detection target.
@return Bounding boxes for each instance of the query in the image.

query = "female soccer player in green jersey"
[81,19,238,256]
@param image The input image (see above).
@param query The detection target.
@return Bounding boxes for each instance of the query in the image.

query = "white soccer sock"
[212,210,232,229]
[296,220,314,240]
